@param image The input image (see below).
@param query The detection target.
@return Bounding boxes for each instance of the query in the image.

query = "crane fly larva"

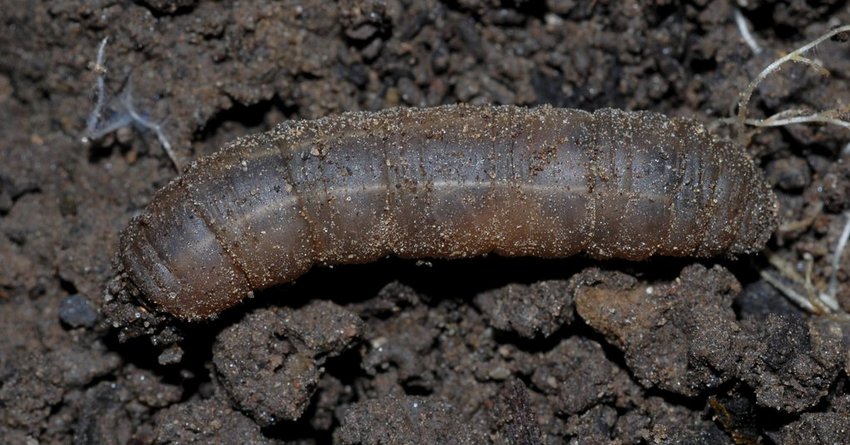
[118,104,777,320]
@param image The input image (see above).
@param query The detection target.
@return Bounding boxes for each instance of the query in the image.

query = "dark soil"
[2,1,849,443]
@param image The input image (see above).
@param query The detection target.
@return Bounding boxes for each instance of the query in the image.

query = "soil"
[1,1,849,444]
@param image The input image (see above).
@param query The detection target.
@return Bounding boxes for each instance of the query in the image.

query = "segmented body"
[119,105,777,320]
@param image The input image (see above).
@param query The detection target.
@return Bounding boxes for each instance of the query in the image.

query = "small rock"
[59,294,98,328]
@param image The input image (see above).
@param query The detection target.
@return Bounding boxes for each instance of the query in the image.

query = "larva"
[119,104,777,320]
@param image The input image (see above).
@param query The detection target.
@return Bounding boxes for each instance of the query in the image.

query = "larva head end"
[116,198,253,322]
[101,270,182,343]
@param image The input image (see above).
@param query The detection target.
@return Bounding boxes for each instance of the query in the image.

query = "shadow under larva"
[117,104,777,320]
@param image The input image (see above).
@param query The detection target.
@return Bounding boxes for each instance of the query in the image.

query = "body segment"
[119,105,777,320]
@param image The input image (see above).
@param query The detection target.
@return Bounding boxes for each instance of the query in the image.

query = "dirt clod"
[337,394,488,445]
[476,280,575,338]
[575,264,743,397]
[58,294,99,328]
[153,398,271,445]
[212,301,362,426]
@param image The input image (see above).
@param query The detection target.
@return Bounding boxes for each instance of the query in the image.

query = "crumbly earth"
[1,1,849,443]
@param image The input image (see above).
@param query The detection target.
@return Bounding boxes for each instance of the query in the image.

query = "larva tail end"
[731,183,779,255]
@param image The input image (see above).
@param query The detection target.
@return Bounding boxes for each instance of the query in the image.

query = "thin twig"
[120,85,180,172]
[742,113,850,130]
[827,211,850,302]
[760,270,817,313]
[733,9,762,55]
[81,37,180,172]
[766,253,834,314]
[736,24,850,134]
[83,37,109,142]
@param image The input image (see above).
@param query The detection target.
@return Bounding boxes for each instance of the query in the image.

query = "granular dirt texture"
[153,397,271,445]
[575,265,744,397]
[476,280,575,339]
[770,393,850,445]
[212,301,362,426]
[336,394,489,444]
[2,0,850,443]
[575,265,845,409]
